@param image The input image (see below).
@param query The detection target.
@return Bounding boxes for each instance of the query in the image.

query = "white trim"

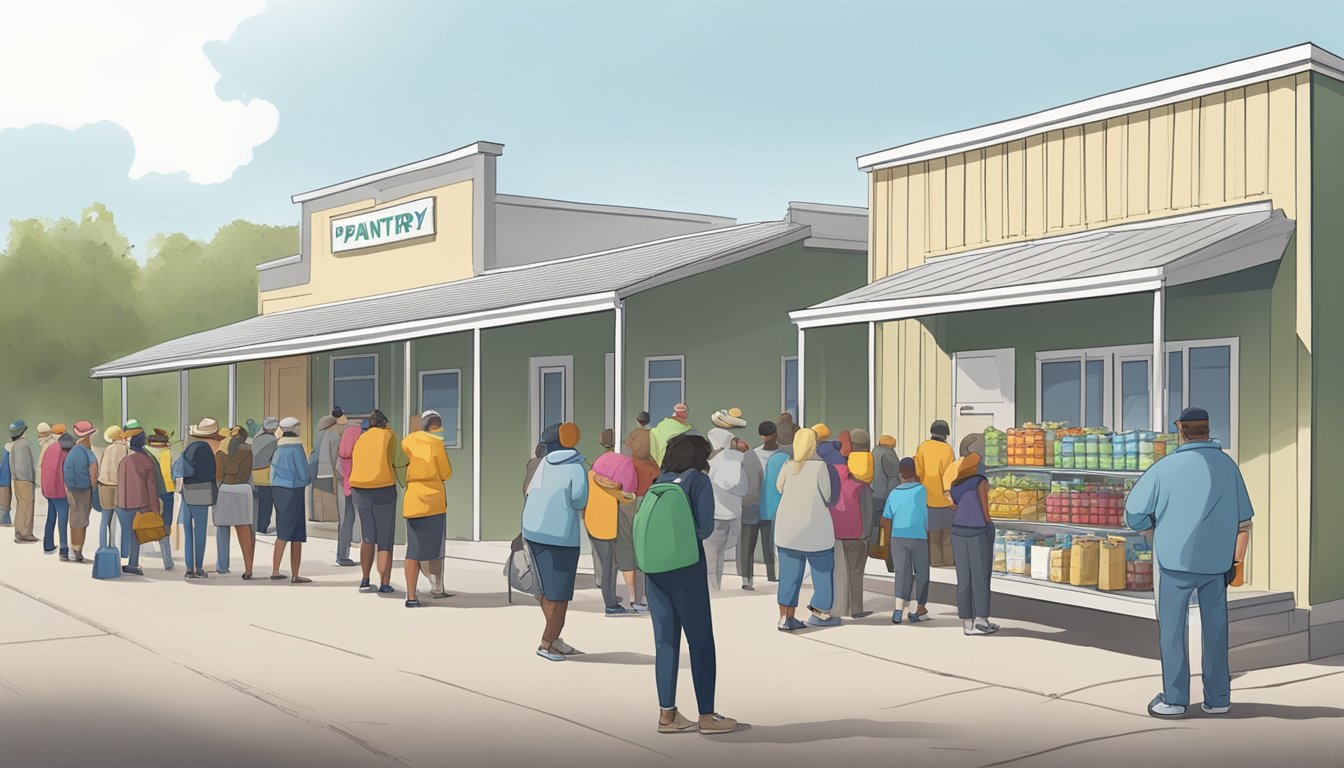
[857,44,1344,171]
[866,323,876,439]
[330,353,379,418]
[497,193,734,226]
[529,355,574,449]
[613,299,625,433]
[178,370,188,452]
[781,355,799,422]
[402,340,413,434]
[418,368,463,447]
[471,328,481,542]
[643,355,685,420]
[119,377,128,425]
[1152,288,1165,432]
[292,141,503,203]
[256,254,301,272]
[796,328,806,426]
[227,363,237,427]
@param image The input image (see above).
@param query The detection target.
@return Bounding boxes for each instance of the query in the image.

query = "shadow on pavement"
[714,719,961,744]
[569,651,655,666]
[1210,703,1344,720]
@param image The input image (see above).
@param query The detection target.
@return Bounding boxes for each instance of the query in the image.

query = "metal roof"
[792,202,1294,328]
[93,220,807,378]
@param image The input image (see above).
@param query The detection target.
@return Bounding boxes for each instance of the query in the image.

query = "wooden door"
[265,356,311,452]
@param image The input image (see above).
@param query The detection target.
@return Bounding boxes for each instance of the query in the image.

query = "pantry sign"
[331,197,436,253]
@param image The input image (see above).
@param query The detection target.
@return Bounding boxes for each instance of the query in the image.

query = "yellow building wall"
[871,74,1313,601]
[259,179,475,314]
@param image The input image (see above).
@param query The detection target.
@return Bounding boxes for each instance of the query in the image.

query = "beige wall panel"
[984,144,1006,241]
[907,163,928,269]
[1225,87,1248,200]
[1025,134,1046,236]
[1083,122,1107,224]
[889,167,910,276]
[1045,130,1065,231]
[1127,113,1150,215]
[946,154,966,250]
[1062,126,1084,227]
[1245,81,1270,196]
[1171,100,1196,210]
[1006,140,1027,238]
[1105,118,1128,220]
[965,150,986,245]
[928,157,947,253]
[1199,91,1227,206]
[1294,73,1311,348]
[1148,104,1174,212]
[872,170,890,281]
[1267,76,1298,218]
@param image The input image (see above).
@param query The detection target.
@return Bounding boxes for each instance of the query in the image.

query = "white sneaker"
[1201,703,1230,715]
[630,603,650,614]
[1148,694,1188,719]
[964,622,998,636]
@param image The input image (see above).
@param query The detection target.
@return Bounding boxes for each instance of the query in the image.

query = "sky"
[3,0,1344,257]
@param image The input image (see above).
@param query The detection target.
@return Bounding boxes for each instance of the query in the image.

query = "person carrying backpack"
[638,433,737,735]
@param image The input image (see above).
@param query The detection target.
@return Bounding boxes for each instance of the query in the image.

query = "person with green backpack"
[634,433,737,735]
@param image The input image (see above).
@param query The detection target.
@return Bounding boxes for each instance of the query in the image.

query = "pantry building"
[90,141,867,543]
[794,44,1344,663]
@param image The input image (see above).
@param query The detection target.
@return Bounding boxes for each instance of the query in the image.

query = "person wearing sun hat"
[62,420,100,562]
[522,422,588,661]
[146,429,176,570]
[96,425,129,550]
[8,420,40,542]
[704,409,750,592]
[179,418,221,579]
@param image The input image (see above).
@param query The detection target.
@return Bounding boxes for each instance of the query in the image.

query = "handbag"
[132,510,167,544]
[182,481,216,507]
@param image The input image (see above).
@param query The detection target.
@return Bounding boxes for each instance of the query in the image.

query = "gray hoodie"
[9,437,37,483]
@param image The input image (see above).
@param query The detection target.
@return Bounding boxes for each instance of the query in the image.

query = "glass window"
[331,354,377,417]
[1167,351,1183,429]
[782,357,799,421]
[1189,345,1232,447]
[419,370,460,447]
[1120,359,1150,432]
[540,369,566,435]
[645,357,684,421]
[1085,360,1105,428]
[1041,361,1081,425]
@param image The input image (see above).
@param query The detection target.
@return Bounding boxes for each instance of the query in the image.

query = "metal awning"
[92,220,807,378]
[791,201,1294,329]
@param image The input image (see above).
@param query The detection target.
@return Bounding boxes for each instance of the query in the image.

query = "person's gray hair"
[421,413,443,431]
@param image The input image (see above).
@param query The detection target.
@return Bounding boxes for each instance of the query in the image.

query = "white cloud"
[0,0,278,184]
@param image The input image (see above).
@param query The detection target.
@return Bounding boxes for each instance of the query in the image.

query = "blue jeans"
[776,546,835,611]
[1156,567,1231,708]
[99,504,116,549]
[181,503,209,573]
[158,493,175,569]
[114,508,142,567]
[43,497,70,555]
[646,549,716,715]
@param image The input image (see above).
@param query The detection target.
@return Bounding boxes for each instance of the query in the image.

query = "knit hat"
[36,422,52,436]
[316,415,338,431]
[262,416,279,431]
[147,428,171,446]
[849,428,871,452]
[878,434,897,448]
[811,423,831,441]
[599,428,615,450]
[245,418,259,438]
[122,419,144,440]
[332,406,345,419]
[636,411,650,426]
[58,433,76,450]
[540,423,563,453]
[104,425,123,443]
[420,410,442,431]
[558,423,581,449]
[52,423,67,435]
[711,408,747,430]
[72,420,97,439]
[278,417,300,431]
[189,418,220,438]
[8,420,27,438]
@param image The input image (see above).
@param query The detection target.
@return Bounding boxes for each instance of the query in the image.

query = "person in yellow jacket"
[401,410,453,607]
[914,420,956,612]
[350,409,400,593]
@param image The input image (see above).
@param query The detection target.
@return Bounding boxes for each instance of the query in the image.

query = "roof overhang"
[791,202,1294,330]
[858,43,1344,173]
[291,141,504,204]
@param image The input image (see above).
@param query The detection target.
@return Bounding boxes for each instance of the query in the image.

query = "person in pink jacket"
[41,433,74,559]
[590,429,643,613]
[334,418,366,566]
[587,429,641,614]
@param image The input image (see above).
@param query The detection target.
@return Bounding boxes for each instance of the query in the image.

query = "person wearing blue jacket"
[269,417,313,584]
[180,419,221,580]
[0,444,11,527]
[881,458,929,624]
[521,422,588,661]
[648,433,737,735]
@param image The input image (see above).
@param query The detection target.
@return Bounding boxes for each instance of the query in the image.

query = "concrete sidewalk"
[1,514,1341,768]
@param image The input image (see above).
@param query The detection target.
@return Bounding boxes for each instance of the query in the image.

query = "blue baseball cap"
[1175,406,1209,424]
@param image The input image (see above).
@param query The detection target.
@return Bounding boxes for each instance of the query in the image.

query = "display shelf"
[989,518,1136,534]
[986,465,1143,478]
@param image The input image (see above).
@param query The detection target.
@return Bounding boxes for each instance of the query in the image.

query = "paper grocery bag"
[1098,538,1127,591]
[1030,544,1053,580]
[1070,537,1100,586]
[1049,547,1071,583]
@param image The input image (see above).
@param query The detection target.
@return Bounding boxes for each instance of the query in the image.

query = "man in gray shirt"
[322,408,356,566]
[9,421,39,543]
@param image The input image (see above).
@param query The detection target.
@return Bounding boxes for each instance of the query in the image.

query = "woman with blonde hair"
[772,428,839,630]
[215,425,257,578]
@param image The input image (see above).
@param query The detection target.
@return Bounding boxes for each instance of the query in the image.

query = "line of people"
[2,408,455,606]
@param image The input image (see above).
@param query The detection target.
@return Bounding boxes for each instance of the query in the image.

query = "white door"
[953,348,1016,450]
[529,356,574,448]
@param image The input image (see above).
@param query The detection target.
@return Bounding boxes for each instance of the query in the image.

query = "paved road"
[1,519,1340,768]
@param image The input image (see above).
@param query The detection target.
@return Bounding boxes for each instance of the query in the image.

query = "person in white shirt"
[704,410,749,592]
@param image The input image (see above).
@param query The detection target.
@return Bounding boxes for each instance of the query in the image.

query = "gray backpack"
[505,535,539,602]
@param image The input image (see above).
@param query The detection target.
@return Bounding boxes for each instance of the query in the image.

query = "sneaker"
[778,617,806,632]
[1148,694,1188,719]
[59,554,71,562]
[358,579,373,592]
[891,611,903,624]
[73,553,85,563]
[964,622,998,635]
[336,558,357,567]
[405,599,422,608]
[807,615,841,628]
[741,582,755,592]
[1201,703,1231,715]
[698,713,738,735]
[536,647,565,662]
[196,570,208,579]
[630,602,649,614]
[551,638,583,656]
[216,569,230,575]
[852,611,873,619]
[377,584,395,594]
[908,612,928,623]
[657,708,697,734]
[122,565,143,576]
[605,604,628,615]
[269,573,287,580]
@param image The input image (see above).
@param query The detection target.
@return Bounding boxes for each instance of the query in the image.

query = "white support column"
[867,322,877,439]
[227,363,237,427]
[403,340,414,432]
[178,370,189,444]
[797,326,806,426]
[472,327,482,542]
[119,377,128,425]
[1152,285,1166,431]
[614,301,625,437]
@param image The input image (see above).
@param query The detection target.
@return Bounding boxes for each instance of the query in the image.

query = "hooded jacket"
[521,448,589,548]
[649,417,692,467]
[8,437,37,484]
[870,445,900,501]
[116,449,161,513]
[270,436,311,489]
[829,463,874,541]
[706,428,749,523]
[41,434,74,499]
[337,425,362,496]
[624,427,659,496]
[402,429,452,518]
[251,431,278,486]
[97,440,129,487]
[216,436,254,485]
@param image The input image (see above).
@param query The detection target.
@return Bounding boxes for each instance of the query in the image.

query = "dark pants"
[646,548,716,716]
[43,497,70,556]
[951,525,995,620]
[736,521,776,581]
[254,485,274,534]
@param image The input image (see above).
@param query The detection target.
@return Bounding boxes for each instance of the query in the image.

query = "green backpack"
[633,479,700,574]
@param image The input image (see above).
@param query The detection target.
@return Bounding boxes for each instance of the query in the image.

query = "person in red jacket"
[115,429,162,576]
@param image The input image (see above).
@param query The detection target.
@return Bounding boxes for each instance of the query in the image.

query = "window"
[1188,345,1233,448]
[419,369,461,447]
[1119,358,1150,432]
[1039,357,1107,428]
[782,356,799,421]
[529,356,573,447]
[331,354,377,418]
[644,356,684,422]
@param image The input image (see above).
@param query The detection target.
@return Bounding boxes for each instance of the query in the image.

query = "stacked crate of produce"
[988,473,1048,521]
[983,426,1007,468]
[1007,426,1046,466]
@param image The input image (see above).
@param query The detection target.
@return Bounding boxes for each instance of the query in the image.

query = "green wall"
[187,366,228,428]
[623,243,867,443]
[1311,76,1344,604]
[803,323,869,435]
[101,378,120,437]
[480,312,614,541]
[127,371,180,442]
[237,360,264,431]
[411,332,474,540]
